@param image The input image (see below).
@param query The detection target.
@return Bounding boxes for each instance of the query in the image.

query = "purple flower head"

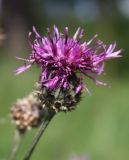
[16,26,122,94]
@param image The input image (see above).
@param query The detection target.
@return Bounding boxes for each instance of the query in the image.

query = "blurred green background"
[0,0,129,160]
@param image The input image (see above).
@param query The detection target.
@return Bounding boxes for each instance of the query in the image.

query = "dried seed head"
[11,93,44,133]
[36,74,82,112]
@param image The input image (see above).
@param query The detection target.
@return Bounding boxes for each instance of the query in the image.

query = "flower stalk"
[24,109,55,160]
[9,130,24,160]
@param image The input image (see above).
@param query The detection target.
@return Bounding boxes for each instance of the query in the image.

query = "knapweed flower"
[16,26,121,112]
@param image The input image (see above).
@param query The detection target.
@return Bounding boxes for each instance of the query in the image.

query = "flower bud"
[36,74,82,112]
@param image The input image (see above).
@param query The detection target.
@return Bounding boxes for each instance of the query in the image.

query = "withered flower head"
[11,93,44,133]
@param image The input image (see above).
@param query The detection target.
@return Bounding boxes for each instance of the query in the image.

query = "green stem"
[9,130,24,160]
[24,110,55,160]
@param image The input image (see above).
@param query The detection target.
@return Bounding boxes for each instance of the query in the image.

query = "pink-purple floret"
[16,25,122,94]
